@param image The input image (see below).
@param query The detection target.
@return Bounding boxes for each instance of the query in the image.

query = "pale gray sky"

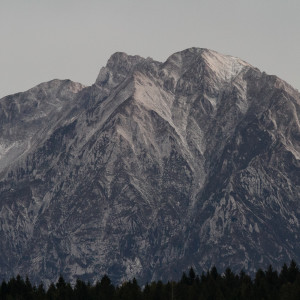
[1,0,299,98]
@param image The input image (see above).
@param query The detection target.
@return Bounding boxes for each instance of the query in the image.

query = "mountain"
[0,48,299,284]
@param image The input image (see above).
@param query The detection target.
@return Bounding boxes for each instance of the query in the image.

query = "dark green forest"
[1,261,300,300]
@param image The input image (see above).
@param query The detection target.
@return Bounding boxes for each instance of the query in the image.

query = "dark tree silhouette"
[0,261,300,299]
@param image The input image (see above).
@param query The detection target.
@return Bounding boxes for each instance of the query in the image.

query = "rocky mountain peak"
[0,79,85,173]
[106,51,144,69]
[95,52,148,87]
[163,48,249,78]
[0,48,299,285]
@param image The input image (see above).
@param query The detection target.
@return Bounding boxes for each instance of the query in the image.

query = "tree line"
[1,260,300,299]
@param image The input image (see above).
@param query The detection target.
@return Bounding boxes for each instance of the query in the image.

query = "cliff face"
[0,48,299,284]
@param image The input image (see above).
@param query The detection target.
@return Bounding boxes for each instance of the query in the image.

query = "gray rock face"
[0,48,300,284]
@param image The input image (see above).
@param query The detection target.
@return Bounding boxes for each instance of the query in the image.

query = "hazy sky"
[1,0,299,98]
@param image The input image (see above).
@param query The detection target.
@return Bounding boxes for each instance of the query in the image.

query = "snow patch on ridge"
[202,50,250,82]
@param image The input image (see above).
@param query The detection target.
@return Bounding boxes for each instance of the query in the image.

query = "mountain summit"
[0,48,299,284]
